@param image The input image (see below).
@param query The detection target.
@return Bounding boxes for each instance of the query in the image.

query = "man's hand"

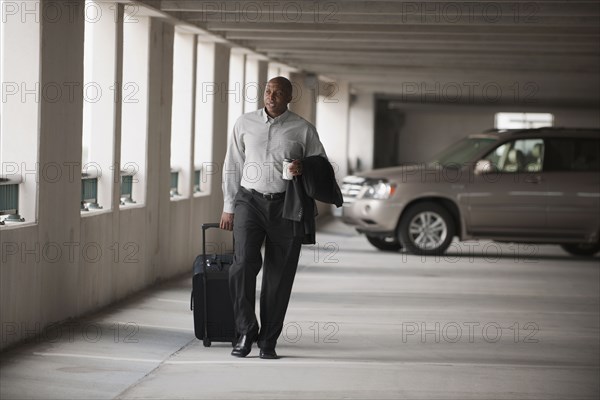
[289,159,303,177]
[220,212,234,231]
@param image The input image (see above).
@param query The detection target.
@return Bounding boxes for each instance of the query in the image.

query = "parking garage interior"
[1,1,599,399]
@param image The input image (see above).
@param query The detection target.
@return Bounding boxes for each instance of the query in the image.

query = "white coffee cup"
[282,158,293,180]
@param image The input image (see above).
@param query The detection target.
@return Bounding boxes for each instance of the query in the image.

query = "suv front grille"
[341,176,366,203]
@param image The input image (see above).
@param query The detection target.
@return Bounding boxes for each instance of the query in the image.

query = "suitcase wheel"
[203,338,211,347]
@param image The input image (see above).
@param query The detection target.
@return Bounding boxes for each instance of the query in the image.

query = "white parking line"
[109,321,194,332]
[156,298,188,304]
[32,352,596,370]
[164,360,401,366]
[33,352,162,363]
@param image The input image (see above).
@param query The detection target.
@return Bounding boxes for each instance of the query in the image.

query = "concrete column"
[316,79,350,217]
[191,41,231,247]
[212,44,232,189]
[348,90,375,173]
[244,56,268,112]
[288,72,317,125]
[112,5,124,211]
[316,79,350,178]
[146,18,174,280]
[37,0,85,324]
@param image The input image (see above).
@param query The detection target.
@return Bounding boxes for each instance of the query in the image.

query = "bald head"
[268,77,293,98]
[264,76,293,118]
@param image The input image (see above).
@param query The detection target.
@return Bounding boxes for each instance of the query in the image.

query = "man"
[220,76,327,359]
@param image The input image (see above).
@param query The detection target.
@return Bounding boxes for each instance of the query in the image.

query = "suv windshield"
[431,137,498,167]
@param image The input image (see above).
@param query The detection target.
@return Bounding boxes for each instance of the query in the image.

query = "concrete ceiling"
[150,1,600,107]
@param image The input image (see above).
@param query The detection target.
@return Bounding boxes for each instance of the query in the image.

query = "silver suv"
[341,128,600,256]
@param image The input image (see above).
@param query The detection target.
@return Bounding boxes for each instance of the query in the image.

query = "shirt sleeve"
[305,124,327,159]
[222,119,244,213]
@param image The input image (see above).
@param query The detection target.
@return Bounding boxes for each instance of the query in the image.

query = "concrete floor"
[1,218,599,400]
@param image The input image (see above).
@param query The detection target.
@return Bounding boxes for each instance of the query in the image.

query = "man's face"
[264,80,292,117]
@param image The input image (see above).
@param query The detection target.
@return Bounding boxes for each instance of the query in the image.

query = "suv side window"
[483,139,544,173]
[544,138,600,172]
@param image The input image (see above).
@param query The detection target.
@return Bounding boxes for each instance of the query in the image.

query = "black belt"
[249,189,285,200]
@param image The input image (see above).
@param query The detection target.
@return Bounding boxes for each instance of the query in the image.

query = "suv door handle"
[524,175,542,184]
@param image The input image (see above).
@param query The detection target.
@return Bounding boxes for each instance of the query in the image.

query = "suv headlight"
[359,180,396,200]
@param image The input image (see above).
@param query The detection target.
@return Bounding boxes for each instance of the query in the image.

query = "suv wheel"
[366,235,402,252]
[561,243,600,257]
[398,202,455,256]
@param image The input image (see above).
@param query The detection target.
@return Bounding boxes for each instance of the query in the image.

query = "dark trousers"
[229,187,303,350]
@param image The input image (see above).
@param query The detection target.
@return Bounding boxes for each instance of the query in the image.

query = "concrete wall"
[389,103,600,165]
[0,6,229,351]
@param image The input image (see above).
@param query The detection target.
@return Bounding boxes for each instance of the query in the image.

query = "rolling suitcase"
[190,223,236,347]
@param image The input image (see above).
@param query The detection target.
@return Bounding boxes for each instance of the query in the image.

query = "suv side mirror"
[474,159,495,175]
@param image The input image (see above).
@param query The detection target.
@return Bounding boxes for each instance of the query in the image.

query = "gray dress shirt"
[222,108,327,213]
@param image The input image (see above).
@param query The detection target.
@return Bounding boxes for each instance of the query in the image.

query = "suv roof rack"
[483,127,599,135]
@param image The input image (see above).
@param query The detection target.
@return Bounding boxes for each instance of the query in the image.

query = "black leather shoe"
[259,348,278,359]
[231,332,257,357]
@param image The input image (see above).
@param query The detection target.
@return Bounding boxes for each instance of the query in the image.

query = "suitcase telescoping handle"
[201,223,221,257]
[201,222,234,257]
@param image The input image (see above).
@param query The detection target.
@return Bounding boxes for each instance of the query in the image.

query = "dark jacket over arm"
[282,156,343,244]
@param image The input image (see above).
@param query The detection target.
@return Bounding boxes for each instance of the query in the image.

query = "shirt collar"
[262,108,290,124]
